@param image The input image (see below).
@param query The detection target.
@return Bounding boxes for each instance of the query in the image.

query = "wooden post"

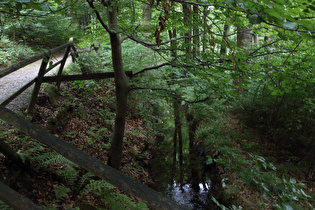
[28,56,50,113]
[56,46,71,89]
[70,45,78,63]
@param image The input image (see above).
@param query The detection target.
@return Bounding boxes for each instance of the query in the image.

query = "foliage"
[0,200,12,210]
[5,13,79,47]
[199,120,315,209]
[76,50,103,74]
[0,36,34,66]
[54,184,71,199]
[81,179,148,210]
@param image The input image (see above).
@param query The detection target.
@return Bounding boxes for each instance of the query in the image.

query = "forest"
[0,0,314,209]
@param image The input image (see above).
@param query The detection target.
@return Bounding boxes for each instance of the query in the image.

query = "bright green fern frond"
[57,164,79,188]
[82,179,115,194]
[30,151,76,168]
[77,172,95,191]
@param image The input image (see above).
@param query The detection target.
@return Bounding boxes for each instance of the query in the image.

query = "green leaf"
[283,22,298,29]
[225,0,234,4]
[206,156,213,165]
[16,2,22,10]
[40,4,50,11]
[249,14,263,24]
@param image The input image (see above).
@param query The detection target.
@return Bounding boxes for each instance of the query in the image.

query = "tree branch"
[249,40,281,56]
[283,40,302,65]
[86,0,114,34]
[130,86,210,104]
[120,23,141,43]
[132,60,175,77]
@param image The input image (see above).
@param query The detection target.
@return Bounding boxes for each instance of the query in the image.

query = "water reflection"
[166,182,212,209]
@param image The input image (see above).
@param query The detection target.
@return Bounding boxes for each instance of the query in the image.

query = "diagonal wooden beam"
[0,180,41,210]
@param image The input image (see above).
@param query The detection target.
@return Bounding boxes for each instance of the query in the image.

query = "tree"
[86,0,130,170]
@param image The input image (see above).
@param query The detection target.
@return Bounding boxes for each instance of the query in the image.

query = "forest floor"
[0,80,154,209]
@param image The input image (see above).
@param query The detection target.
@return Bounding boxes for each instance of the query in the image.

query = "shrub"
[0,36,34,66]
[5,13,80,47]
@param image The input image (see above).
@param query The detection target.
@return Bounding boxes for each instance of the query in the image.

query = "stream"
[149,137,219,209]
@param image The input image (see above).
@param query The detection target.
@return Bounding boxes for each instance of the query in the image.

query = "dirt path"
[0,55,72,111]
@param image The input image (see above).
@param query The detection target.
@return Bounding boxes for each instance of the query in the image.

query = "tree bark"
[184,106,199,191]
[182,3,192,54]
[173,125,177,165]
[106,3,131,170]
[193,4,199,56]
[168,29,177,58]
[220,24,230,55]
[237,26,252,48]
[173,99,183,167]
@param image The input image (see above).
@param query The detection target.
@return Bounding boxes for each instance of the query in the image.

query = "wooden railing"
[0,40,133,113]
[0,41,76,112]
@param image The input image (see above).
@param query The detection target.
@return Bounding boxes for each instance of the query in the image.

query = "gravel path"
[0,55,72,111]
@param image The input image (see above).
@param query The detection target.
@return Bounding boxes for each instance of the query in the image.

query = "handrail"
[0,41,73,79]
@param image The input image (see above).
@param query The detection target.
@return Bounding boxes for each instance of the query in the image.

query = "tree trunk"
[235,26,252,90]
[253,34,259,44]
[193,4,199,56]
[220,24,230,55]
[237,26,252,48]
[107,4,130,170]
[168,29,177,58]
[142,4,152,23]
[182,3,192,55]
[184,105,199,191]
[173,99,183,167]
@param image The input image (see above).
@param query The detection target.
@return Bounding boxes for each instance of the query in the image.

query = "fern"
[0,200,12,210]
[77,172,95,191]
[32,151,75,167]
[82,179,148,210]
[57,164,79,188]
[82,179,115,194]
[114,194,148,210]
[54,184,71,199]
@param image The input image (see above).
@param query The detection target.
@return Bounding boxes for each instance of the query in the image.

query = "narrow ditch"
[148,135,221,209]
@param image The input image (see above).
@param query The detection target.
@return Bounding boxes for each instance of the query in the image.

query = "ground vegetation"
[0,0,314,209]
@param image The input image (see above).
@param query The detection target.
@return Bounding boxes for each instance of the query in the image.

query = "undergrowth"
[0,63,150,209]
[198,115,315,209]
[0,36,34,66]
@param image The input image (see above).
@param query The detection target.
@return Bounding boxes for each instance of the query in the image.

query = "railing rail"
[0,42,74,79]
[0,41,76,112]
